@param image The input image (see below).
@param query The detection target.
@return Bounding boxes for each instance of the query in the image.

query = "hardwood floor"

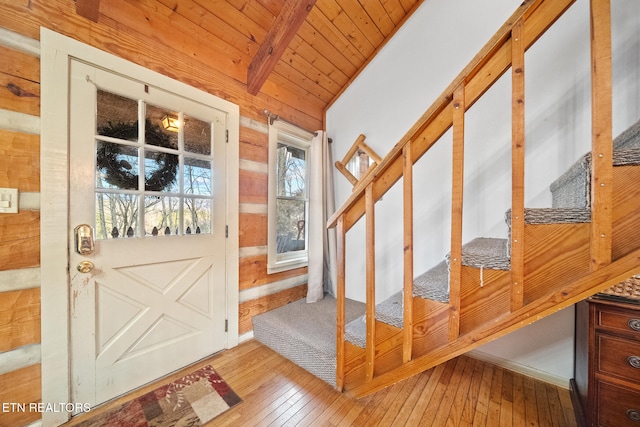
[66,339,577,426]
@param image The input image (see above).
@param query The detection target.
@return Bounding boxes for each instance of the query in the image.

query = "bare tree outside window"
[276,143,308,254]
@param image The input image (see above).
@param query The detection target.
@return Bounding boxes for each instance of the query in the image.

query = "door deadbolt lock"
[74,224,95,256]
[77,260,94,273]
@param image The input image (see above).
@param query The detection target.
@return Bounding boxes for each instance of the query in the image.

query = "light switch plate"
[0,188,19,213]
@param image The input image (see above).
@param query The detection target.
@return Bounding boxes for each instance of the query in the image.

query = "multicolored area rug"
[76,365,241,426]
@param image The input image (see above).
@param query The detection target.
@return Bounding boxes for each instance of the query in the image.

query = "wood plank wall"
[0,1,321,425]
[0,27,42,427]
[237,121,310,335]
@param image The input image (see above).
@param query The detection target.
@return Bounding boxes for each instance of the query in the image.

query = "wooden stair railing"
[328,0,616,394]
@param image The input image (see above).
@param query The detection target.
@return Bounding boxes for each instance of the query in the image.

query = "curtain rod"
[263,109,332,143]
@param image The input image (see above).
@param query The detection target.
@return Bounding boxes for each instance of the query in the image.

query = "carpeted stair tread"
[613,147,640,166]
[613,118,640,150]
[375,260,450,325]
[414,260,450,303]
[345,292,406,347]
[550,154,590,208]
[376,291,404,328]
[505,207,591,225]
[452,237,510,270]
[346,238,511,348]
[345,313,367,349]
[345,260,451,346]
[551,123,640,208]
[252,295,365,386]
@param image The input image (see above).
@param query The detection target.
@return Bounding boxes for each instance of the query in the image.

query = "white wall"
[326,0,640,384]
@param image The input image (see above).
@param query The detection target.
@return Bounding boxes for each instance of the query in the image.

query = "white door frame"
[40,28,239,426]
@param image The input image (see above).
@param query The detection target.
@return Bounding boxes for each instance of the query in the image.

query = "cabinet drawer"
[597,381,640,426]
[597,334,640,383]
[597,306,640,337]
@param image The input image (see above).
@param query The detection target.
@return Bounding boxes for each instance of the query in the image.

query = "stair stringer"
[343,247,640,398]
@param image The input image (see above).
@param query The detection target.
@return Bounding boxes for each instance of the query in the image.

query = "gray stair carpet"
[504,208,592,228]
[453,237,510,270]
[345,238,511,347]
[252,295,365,387]
[551,118,640,208]
[344,260,451,347]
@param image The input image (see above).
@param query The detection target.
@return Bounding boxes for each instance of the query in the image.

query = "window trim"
[267,120,314,273]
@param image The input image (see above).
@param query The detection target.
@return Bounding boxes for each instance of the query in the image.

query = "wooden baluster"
[511,19,525,311]
[365,183,376,381]
[449,83,465,341]
[402,144,414,363]
[335,215,346,391]
[590,0,613,271]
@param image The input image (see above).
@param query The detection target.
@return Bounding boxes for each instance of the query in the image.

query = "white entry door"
[68,60,228,406]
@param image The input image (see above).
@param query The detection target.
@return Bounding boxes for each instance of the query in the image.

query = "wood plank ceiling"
[77,0,423,114]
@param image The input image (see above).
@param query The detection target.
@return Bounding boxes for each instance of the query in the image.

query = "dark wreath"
[96,119,178,191]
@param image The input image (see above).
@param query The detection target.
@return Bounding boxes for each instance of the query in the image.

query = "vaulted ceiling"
[77,0,423,113]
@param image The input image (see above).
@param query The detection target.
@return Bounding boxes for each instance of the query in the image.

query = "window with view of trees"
[94,89,214,239]
[267,121,314,273]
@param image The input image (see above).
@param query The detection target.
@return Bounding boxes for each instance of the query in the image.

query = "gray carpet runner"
[345,237,511,347]
[551,118,640,208]
[252,295,364,386]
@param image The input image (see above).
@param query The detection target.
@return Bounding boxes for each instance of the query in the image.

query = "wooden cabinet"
[573,297,640,427]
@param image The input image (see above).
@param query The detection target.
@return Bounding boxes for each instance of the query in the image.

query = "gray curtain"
[307,131,337,302]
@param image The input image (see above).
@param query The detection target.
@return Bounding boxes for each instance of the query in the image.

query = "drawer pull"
[630,319,640,331]
[628,409,640,422]
[630,356,640,369]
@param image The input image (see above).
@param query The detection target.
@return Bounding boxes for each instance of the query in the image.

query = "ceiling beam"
[247,0,317,95]
[76,0,100,22]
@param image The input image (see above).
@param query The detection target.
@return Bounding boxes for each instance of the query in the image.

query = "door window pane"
[145,104,178,149]
[95,193,140,239]
[144,149,179,192]
[96,141,139,190]
[184,198,212,234]
[184,157,211,195]
[184,115,211,155]
[144,196,179,236]
[97,90,138,137]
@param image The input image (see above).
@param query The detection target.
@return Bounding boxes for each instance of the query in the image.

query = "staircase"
[338,121,640,396]
[254,0,640,398]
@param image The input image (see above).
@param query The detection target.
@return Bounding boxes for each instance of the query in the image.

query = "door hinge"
[225,225,228,238]
[225,129,229,143]
[225,319,228,332]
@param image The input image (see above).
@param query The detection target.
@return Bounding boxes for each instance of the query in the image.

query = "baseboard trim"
[467,349,570,389]
[239,330,254,343]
